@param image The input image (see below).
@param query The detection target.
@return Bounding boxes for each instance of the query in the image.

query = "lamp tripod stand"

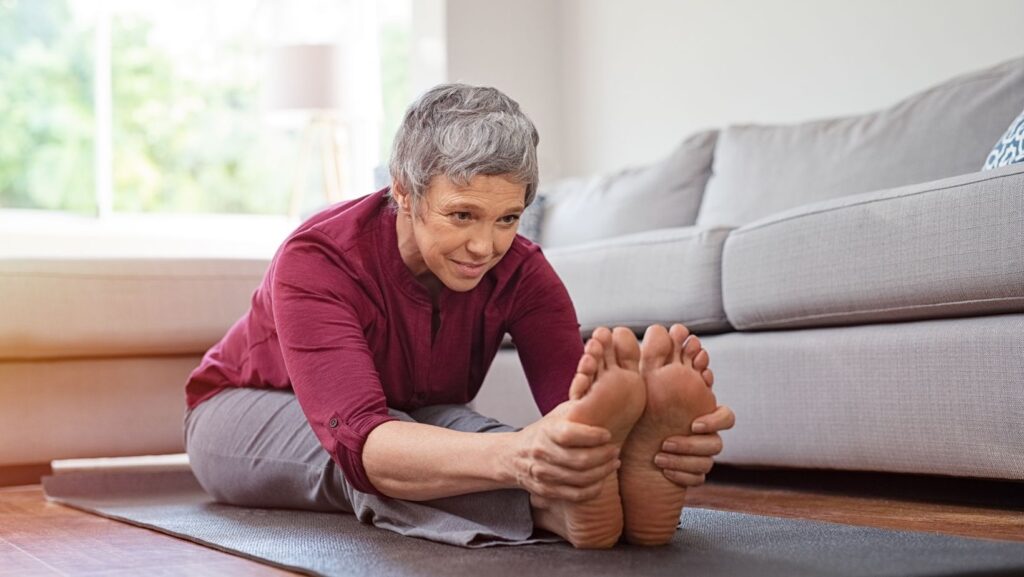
[288,113,345,219]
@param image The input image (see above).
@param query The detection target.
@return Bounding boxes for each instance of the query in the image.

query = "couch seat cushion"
[546,226,733,334]
[721,164,1024,330]
[0,258,269,360]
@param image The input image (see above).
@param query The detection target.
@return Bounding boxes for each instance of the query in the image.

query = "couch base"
[0,355,197,467]
[474,313,1024,480]
[703,313,1024,480]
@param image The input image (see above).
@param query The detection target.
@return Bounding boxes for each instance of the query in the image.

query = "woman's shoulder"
[289,189,389,247]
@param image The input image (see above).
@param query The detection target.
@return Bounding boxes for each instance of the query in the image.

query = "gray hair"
[387,83,539,211]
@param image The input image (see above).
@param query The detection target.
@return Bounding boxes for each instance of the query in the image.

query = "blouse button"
[328,418,339,428]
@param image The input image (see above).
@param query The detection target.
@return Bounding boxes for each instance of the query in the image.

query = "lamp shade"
[263,44,346,112]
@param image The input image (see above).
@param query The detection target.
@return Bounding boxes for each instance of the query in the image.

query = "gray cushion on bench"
[721,164,1024,330]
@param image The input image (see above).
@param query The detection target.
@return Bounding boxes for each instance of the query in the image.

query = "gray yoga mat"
[42,469,1024,577]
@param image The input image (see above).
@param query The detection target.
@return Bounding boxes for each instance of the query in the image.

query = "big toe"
[640,325,674,371]
[612,327,641,371]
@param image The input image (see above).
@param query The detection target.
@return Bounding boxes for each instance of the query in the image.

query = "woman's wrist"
[492,430,527,490]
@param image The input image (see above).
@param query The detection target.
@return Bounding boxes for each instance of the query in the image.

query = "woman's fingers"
[653,453,715,475]
[661,433,724,457]
[539,438,619,472]
[662,469,706,488]
[691,405,736,433]
[549,420,613,448]
[529,455,621,489]
[529,477,606,502]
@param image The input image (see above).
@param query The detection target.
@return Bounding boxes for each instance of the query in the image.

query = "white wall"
[445,0,1024,178]
[445,0,565,180]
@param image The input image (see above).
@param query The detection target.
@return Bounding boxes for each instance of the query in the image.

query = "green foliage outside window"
[108,13,292,215]
[0,0,95,213]
[0,0,410,216]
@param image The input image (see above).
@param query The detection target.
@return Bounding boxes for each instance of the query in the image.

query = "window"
[0,0,415,221]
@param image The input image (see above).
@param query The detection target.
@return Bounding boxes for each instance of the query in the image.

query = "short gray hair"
[387,83,539,211]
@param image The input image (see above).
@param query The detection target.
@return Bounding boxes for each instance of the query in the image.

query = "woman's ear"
[392,182,412,214]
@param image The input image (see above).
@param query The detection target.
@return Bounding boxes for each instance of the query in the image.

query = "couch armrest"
[721,163,1024,330]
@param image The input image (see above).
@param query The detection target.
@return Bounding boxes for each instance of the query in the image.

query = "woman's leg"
[183,387,556,547]
[184,387,360,513]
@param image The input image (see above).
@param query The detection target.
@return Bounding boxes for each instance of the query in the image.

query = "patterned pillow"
[983,108,1024,170]
[517,193,546,243]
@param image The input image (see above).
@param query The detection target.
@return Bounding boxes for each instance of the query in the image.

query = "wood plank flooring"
[0,484,294,576]
[0,466,1021,576]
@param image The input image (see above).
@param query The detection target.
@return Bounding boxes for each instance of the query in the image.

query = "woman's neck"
[395,211,444,302]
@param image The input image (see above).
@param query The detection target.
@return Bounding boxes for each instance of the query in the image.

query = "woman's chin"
[442,275,485,292]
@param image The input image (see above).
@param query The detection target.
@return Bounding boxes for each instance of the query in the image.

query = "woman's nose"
[466,228,494,257]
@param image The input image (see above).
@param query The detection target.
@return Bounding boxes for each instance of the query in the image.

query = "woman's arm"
[362,401,621,502]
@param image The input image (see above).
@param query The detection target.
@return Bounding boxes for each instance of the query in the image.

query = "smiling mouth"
[452,259,489,277]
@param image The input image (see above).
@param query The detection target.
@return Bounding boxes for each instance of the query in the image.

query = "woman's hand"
[508,403,621,502]
[654,405,735,488]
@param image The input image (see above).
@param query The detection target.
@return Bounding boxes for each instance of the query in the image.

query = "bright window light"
[0,0,414,221]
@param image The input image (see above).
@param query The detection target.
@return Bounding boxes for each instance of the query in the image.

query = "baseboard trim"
[0,462,52,487]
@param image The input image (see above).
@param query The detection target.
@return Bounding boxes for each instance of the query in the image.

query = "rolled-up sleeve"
[506,250,584,415]
[271,229,396,496]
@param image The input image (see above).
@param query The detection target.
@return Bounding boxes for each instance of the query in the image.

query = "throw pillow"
[517,194,546,242]
[538,130,718,248]
[982,108,1024,170]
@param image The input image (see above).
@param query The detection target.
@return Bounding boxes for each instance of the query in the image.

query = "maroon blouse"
[185,189,583,496]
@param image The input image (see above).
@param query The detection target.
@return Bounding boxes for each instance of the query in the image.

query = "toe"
[668,323,691,344]
[668,324,690,363]
[578,340,601,377]
[640,325,673,370]
[693,349,710,372]
[568,369,592,400]
[703,368,715,388]
[569,339,602,399]
[681,335,702,365]
[612,327,641,371]
[592,327,614,370]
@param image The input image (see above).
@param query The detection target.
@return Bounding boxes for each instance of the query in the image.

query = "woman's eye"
[500,215,521,225]
[451,212,472,221]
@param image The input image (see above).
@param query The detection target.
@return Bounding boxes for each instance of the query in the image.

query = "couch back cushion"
[697,56,1024,228]
[539,130,717,248]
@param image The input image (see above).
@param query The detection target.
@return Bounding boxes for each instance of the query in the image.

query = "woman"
[183,84,735,549]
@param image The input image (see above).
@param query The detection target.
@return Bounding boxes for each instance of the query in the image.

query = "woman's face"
[395,174,526,293]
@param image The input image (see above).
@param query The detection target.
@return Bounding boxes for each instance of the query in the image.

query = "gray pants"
[184,387,558,547]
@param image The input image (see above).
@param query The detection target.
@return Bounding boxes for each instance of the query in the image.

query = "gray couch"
[2,58,1020,485]
[472,56,1024,481]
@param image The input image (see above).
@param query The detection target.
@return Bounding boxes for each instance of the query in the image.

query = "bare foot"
[531,327,646,549]
[619,324,717,546]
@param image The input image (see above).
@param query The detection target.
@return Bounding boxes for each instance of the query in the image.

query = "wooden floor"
[1,466,1021,576]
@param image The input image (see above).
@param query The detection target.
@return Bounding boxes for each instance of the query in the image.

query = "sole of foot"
[534,326,647,549]
[619,324,717,546]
